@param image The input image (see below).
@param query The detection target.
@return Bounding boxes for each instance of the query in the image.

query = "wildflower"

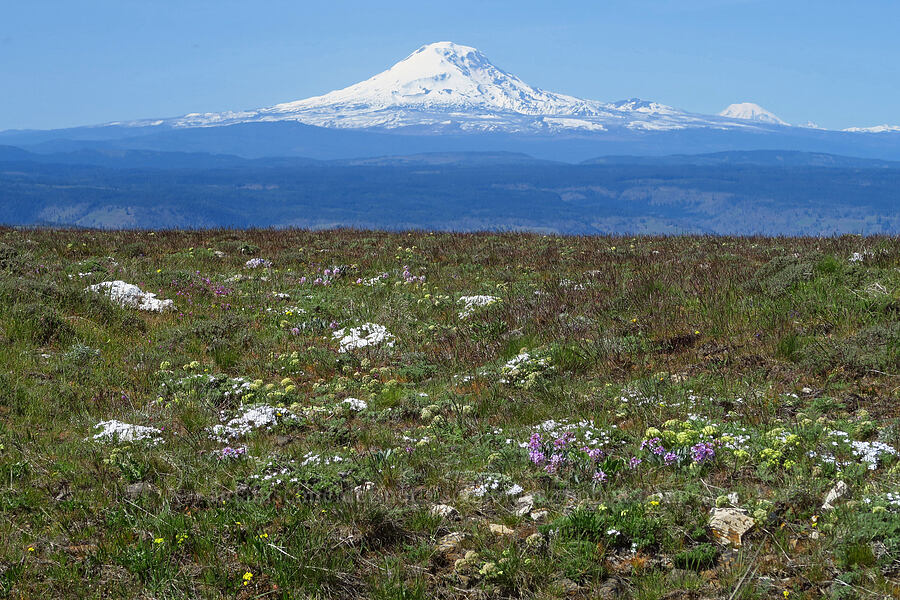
[586,447,604,461]
[629,456,642,469]
[593,469,608,483]
[691,442,715,463]
[242,571,254,586]
[545,453,565,473]
[258,532,269,539]
[27,546,35,552]
[153,537,164,544]
[663,452,678,465]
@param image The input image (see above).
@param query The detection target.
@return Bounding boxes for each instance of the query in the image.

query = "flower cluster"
[499,349,554,388]
[216,445,248,460]
[244,258,272,269]
[332,323,395,353]
[526,431,607,481]
[458,295,500,318]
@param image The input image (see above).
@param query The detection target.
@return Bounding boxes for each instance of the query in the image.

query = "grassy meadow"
[1,229,899,599]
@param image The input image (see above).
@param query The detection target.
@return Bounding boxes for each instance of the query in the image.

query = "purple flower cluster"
[216,446,248,460]
[527,432,605,477]
[690,442,716,463]
[527,433,546,465]
[641,437,666,456]
[402,266,426,284]
[641,437,680,466]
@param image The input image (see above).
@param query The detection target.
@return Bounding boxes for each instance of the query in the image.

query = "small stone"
[595,577,622,599]
[514,494,535,517]
[822,480,848,510]
[531,509,550,522]
[554,578,580,594]
[435,531,466,554]
[213,250,226,258]
[709,508,755,547]
[430,504,460,520]
[124,482,158,499]
[489,523,515,536]
[275,435,292,447]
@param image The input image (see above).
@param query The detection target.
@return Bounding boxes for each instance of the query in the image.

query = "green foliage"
[673,543,718,570]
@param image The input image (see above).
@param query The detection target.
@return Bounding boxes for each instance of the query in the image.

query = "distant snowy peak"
[719,103,789,126]
[843,124,900,133]
[272,41,602,116]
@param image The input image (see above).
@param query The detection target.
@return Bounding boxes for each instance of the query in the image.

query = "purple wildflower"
[664,452,678,465]
[586,447,604,461]
[593,469,608,483]
[691,442,715,463]
[545,453,565,474]
[629,456,643,469]
[217,446,247,460]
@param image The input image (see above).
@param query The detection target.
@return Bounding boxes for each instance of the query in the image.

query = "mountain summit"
[719,102,788,126]
[137,42,789,134]
[275,41,599,115]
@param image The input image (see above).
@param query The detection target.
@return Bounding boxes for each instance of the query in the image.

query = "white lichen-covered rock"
[332,323,395,353]
[92,420,163,445]
[513,494,535,517]
[822,480,848,510]
[458,295,500,318]
[86,281,174,312]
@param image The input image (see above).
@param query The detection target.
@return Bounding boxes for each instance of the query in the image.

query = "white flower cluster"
[457,295,500,318]
[92,420,163,445]
[332,323,395,353]
[245,258,272,269]
[299,452,345,467]
[520,418,618,449]
[499,349,553,387]
[469,476,523,498]
[341,397,368,411]
[209,404,296,442]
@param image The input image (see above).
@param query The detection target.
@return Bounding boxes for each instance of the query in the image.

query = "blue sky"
[2,0,898,131]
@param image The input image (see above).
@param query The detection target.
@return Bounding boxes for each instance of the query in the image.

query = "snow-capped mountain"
[118,42,791,135]
[843,124,900,133]
[4,41,898,163]
[718,103,789,126]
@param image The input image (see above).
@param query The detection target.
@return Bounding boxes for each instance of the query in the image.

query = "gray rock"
[435,531,466,554]
[124,482,158,499]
